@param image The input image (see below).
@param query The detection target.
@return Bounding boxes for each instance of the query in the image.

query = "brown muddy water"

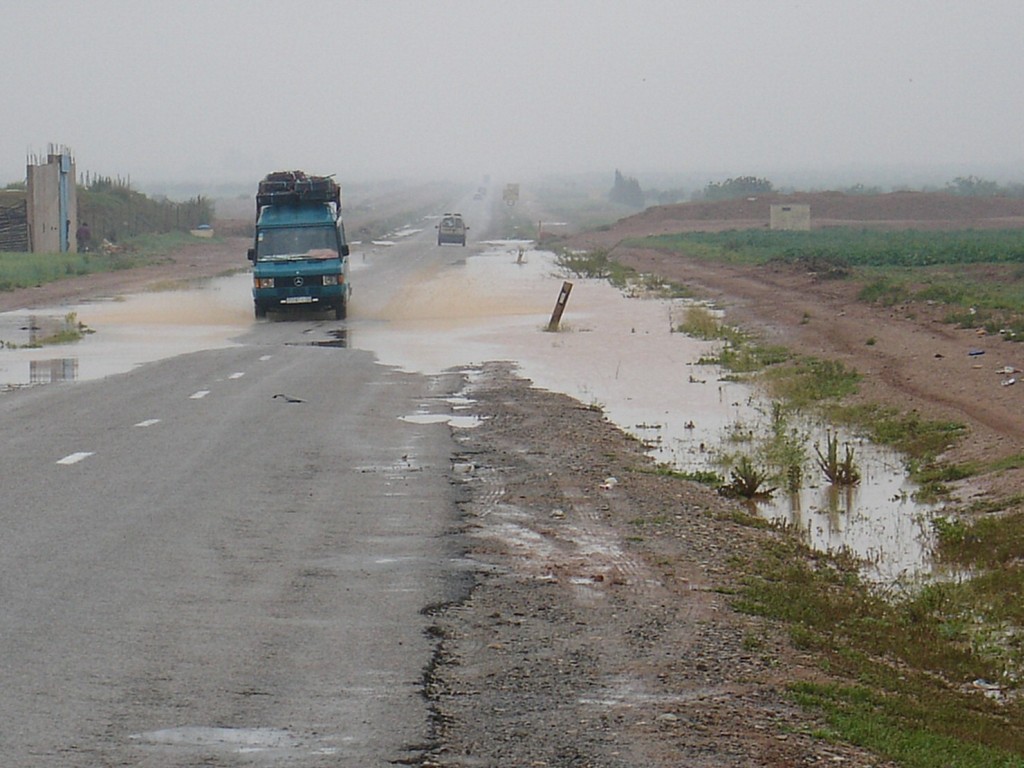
[0,275,251,385]
[0,246,939,583]
[355,243,940,584]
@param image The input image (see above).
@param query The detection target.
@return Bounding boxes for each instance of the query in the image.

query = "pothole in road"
[311,328,350,347]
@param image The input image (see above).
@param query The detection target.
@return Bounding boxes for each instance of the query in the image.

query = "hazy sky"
[2,0,1022,190]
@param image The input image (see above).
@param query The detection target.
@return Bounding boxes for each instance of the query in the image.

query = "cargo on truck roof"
[256,170,341,210]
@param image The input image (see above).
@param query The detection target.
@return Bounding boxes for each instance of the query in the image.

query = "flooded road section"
[0,274,252,387]
[353,243,939,584]
[0,245,937,583]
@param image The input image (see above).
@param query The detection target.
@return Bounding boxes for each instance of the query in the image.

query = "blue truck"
[247,170,351,320]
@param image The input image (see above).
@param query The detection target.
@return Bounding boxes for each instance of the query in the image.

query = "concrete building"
[770,203,811,231]
[27,148,77,253]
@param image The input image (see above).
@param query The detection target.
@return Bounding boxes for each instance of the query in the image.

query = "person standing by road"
[76,221,91,252]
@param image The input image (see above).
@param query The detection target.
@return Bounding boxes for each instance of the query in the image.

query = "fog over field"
[2,0,1022,192]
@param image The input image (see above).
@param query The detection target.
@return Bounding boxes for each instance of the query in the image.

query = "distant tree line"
[608,169,645,208]
[945,175,1020,197]
[702,176,775,201]
[608,173,779,208]
[608,170,687,208]
[606,171,1024,210]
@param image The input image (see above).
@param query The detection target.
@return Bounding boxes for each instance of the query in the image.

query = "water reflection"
[312,329,350,347]
[30,358,78,384]
[0,273,252,388]
[663,409,937,584]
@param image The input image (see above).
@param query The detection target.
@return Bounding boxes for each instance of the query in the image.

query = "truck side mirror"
[341,244,350,257]
[247,247,255,262]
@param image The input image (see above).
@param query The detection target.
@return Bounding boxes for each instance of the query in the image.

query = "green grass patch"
[555,248,689,297]
[716,341,791,373]
[987,454,1024,473]
[643,465,724,486]
[828,404,966,463]
[631,227,1024,269]
[935,509,1024,570]
[0,250,141,292]
[677,309,790,373]
[790,681,1024,767]
[735,536,1024,765]
[858,276,911,306]
[762,356,860,408]
[33,312,91,346]
[0,232,203,294]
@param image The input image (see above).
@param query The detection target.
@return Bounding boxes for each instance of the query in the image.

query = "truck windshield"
[257,227,338,261]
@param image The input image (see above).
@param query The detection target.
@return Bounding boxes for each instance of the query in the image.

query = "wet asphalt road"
[0,254,471,764]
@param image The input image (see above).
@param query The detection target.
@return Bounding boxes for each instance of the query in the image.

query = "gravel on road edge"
[425,362,892,767]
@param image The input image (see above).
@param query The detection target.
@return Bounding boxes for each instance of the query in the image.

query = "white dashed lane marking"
[189,390,210,400]
[57,452,94,465]
[229,372,245,379]
[135,419,161,427]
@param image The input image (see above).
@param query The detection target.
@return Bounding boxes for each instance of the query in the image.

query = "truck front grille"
[275,275,324,288]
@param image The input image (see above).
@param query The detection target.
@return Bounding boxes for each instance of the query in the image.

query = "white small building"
[770,204,810,231]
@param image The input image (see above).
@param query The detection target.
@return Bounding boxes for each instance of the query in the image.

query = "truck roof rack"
[257,170,340,209]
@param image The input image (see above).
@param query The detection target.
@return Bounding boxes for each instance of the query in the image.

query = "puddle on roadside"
[312,329,350,347]
[664,411,936,583]
[0,272,252,387]
[400,412,482,429]
[354,244,940,584]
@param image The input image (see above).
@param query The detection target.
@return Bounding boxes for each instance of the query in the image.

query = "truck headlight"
[322,274,341,286]
[254,277,274,289]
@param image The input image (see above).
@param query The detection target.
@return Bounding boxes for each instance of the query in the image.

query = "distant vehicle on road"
[436,213,468,246]
[248,170,351,320]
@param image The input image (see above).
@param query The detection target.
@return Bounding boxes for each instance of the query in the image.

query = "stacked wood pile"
[0,200,28,251]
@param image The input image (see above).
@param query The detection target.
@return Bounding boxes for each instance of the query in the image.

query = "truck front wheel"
[254,301,267,319]
[334,299,347,320]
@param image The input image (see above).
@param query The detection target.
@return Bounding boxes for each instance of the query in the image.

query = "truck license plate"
[282,296,314,304]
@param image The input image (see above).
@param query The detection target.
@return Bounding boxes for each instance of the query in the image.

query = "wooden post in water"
[547,281,573,331]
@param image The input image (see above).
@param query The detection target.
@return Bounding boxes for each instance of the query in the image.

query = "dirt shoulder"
[0,236,249,314]
[427,363,891,767]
